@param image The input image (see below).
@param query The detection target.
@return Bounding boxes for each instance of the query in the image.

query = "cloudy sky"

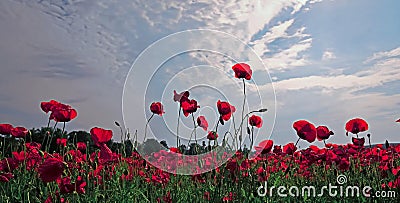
[0,0,399,149]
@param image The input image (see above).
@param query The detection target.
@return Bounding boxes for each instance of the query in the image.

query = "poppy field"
[1,63,400,203]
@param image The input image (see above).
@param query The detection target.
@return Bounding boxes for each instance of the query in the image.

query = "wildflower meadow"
[1,63,400,203]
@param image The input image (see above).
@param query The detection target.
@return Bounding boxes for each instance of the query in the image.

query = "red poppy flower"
[352,137,365,147]
[207,131,218,140]
[75,176,86,194]
[38,158,65,183]
[150,102,164,116]
[338,158,350,171]
[0,158,19,172]
[217,100,236,121]
[40,100,61,113]
[50,108,78,123]
[293,120,317,143]
[204,192,211,201]
[48,104,75,121]
[0,123,13,135]
[249,115,263,128]
[10,127,28,138]
[169,147,180,153]
[90,127,113,146]
[12,151,26,163]
[283,143,297,155]
[99,143,113,161]
[181,99,200,117]
[26,142,41,153]
[255,140,274,154]
[232,63,252,80]
[58,176,75,194]
[173,90,190,103]
[345,118,368,135]
[0,172,13,182]
[76,142,87,151]
[58,176,86,194]
[41,100,78,122]
[316,126,334,141]
[222,192,236,202]
[256,166,269,182]
[56,138,67,147]
[197,116,208,131]
[273,145,282,154]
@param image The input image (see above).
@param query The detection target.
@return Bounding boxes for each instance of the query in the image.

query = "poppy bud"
[258,108,268,112]
[385,140,390,149]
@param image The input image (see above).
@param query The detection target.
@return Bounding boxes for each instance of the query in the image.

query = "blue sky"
[0,0,399,149]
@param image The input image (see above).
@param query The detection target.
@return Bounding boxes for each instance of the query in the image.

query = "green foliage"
[1,128,400,202]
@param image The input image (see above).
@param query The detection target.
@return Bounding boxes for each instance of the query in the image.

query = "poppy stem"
[235,113,251,151]
[187,124,197,147]
[285,137,301,175]
[133,129,138,150]
[240,78,246,151]
[46,121,58,152]
[177,104,181,148]
[46,118,51,128]
[2,136,5,158]
[143,113,154,143]
[294,137,300,147]
[249,126,254,155]
[116,124,125,157]
[368,134,372,149]
[61,122,66,136]
[191,113,197,145]
[215,116,220,133]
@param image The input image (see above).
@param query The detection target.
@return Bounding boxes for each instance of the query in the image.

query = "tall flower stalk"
[231,63,252,150]
[173,90,190,148]
[144,102,164,143]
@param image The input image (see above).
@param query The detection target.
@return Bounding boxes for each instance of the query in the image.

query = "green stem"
[250,126,254,153]
[143,113,154,143]
[187,124,198,147]
[46,122,58,152]
[215,116,220,133]
[118,125,125,157]
[285,137,301,175]
[191,113,197,145]
[2,135,5,158]
[177,104,181,148]
[240,78,246,150]
[61,122,66,136]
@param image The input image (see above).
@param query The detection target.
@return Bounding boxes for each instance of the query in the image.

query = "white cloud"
[322,50,336,60]
[364,47,400,64]
[251,19,296,55]
[262,38,313,71]
[273,59,400,92]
